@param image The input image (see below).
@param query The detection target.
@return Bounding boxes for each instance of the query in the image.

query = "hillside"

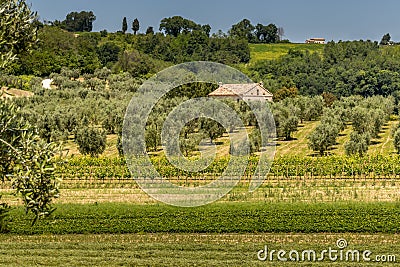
[249,43,324,63]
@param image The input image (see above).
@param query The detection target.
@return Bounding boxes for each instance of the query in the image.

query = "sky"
[26,0,400,43]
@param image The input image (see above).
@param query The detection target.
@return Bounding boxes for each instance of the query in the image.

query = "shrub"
[75,127,106,157]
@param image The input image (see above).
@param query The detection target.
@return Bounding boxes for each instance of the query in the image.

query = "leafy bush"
[75,127,106,157]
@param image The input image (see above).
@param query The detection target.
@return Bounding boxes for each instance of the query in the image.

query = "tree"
[273,87,298,102]
[113,50,156,77]
[159,16,200,37]
[0,101,60,226]
[249,127,262,154]
[380,33,391,45]
[132,18,140,35]
[255,23,269,43]
[345,131,370,156]
[0,0,38,69]
[308,122,339,156]
[201,24,211,37]
[264,23,278,43]
[351,107,373,134]
[322,92,337,107]
[122,17,128,33]
[75,127,106,157]
[62,11,96,32]
[146,26,154,35]
[180,133,203,157]
[96,42,121,67]
[201,119,225,144]
[254,23,278,43]
[229,19,255,42]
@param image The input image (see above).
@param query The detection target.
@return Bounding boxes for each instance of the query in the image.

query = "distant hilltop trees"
[45,11,284,44]
[52,11,96,32]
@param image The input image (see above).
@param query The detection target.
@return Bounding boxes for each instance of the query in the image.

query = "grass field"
[1,202,400,266]
[249,43,324,63]
[4,202,400,234]
[1,233,399,266]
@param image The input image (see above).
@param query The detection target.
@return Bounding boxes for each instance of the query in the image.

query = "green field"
[1,233,399,266]
[1,202,400,266]
[249,43,324,63]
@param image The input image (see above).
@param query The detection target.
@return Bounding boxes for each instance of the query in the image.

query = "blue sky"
[27,0,400,43]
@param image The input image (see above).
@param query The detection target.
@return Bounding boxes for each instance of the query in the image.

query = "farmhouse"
[208,82,273,102]
[306,38,325,44]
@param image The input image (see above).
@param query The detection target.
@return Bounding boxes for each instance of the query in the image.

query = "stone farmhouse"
[208,82,273,102]
[305,38,325,44]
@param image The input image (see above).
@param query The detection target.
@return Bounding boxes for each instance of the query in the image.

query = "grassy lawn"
[0,233,399,266]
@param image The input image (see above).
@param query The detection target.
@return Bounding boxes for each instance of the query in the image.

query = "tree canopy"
[0,0,38,69]
[57,11,96,32]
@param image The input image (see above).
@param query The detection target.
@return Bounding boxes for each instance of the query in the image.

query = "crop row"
[55,155,400,183]
[8,202,400,234]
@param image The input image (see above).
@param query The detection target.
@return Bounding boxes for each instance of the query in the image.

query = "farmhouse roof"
[208,83,273,97]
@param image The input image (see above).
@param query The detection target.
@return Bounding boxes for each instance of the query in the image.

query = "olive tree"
[308,122,339,156]
[0,101,60,227]
[0,0,37,69]
[75,127,106,157]
[345,131,370,156]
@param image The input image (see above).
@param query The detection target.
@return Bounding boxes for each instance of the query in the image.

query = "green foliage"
[145,26,154,35]
[273,87,298,102]
[6,202,400,234]
[96,42,121,66]
[132,18,140,35]
[380,33,391,45]
[201,119,225,144]
[308,122,339,155]
[0,0,38,69]
[273,100,300,140]
[229,19,279,43]
[180,133,203,157]
[0,199,11,233]
[57,154,400,183]
[122,17,127,34]
[0,100,60,224]
[59,11,96,32]
[75,127,106,157]
[345,131,370,156]
[159,16,204,37]
[249,127,261,154]
[249,40,400,97]
[113,50,167,77]
[11,26,101,76]
[255,23,278,43]
[229,19,255,42]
